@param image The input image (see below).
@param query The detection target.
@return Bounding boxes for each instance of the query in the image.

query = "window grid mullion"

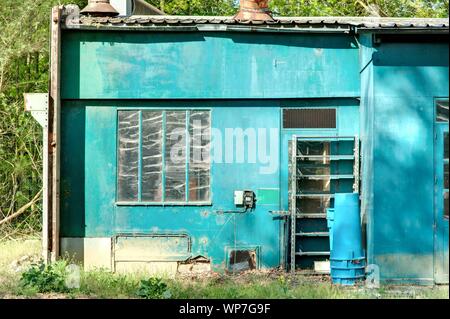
[185,110,190,203]
[138,110,143,202]
[162,110,166,203]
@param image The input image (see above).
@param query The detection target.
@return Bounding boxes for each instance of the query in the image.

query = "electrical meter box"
[234,191,244,206]
[234,190,256,209]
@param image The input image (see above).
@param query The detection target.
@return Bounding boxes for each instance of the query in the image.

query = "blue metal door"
[434,100,449,283]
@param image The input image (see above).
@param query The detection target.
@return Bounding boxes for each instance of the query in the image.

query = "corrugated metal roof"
[69,14,449,32]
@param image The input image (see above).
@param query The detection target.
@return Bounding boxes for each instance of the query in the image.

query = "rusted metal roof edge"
[62,13,449,33]
[355,27,449,34]
[62,23,448,35]
[63,22,354,33]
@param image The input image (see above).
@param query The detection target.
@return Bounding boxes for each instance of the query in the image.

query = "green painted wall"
[59,28,449,281]
[61,30,360,99]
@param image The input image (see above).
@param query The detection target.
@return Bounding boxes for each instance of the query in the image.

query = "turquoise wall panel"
[361,39,449,283]
[61,31,360,99]
[85,106,117,237]
[59,28,449,280]
[60,100,283,269]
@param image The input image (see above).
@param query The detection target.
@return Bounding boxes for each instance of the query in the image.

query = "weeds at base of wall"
[4,263,450,299]
[19,261,69,294]
[137,278,172,299]
[15,260,173,299]
[0,240,448,299]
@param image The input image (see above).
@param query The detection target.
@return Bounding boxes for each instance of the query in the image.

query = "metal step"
[297,174,354,180]
[296,232,329,237]
[296,194,335,198]
[296,251,331,256]
[296,213,327,219]
[295,136,356,142]
[296,155,354,160]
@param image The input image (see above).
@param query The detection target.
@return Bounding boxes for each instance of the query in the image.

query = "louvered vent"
[283,109,336,129]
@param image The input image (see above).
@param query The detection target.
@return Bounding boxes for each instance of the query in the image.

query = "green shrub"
[136,277,171,299]
[19,261,69,293]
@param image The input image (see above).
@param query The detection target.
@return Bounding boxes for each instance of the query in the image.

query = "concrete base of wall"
[373,253,438,285]
[60,237,211,276]
[115,261,179,277]
[60,237,112,270]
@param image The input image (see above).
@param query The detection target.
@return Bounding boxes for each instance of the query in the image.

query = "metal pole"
[290,135,297,272]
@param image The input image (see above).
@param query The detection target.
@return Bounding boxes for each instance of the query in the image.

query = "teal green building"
[32,3,448,284]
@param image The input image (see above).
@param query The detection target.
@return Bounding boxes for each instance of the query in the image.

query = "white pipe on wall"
[110,0,133,16]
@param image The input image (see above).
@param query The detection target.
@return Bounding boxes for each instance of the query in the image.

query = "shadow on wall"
[60,105,86,238]
[370,41,448,279]
[373,40,449,67]
[224,32,358,49]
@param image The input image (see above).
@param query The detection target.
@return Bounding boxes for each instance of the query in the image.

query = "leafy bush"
[19,261,69,293]
[136,277,172,299]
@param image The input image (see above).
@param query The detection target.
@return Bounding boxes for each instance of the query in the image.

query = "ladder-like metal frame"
[353,135,360,194]
[289,135,360,272]
[290,135,297,272]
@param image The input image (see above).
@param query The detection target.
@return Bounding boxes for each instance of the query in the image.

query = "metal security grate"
[283,109,336,129]
[288,136,359,271]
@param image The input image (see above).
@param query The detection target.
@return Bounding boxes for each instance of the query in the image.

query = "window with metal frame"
[117,110,211,204]
[444,131,449,219]
[436,99,449,218]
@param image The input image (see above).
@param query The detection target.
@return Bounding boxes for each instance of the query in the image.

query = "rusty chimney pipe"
[234,0,274,22]
[80,0,119,17]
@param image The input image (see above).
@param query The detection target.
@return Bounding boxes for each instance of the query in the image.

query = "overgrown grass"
[0,239,448,299]
[78,269,141,298]
[0,238,41,297]
[0,238,40,266]
[167,274,358,299]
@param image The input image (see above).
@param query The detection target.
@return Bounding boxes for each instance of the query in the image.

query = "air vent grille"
[283,108,336,129]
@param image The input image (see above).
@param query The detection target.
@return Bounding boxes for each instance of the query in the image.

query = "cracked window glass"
[142,111,163,202]
[165,111,187,202]
[189,111,211,202]
[118,111,140,202]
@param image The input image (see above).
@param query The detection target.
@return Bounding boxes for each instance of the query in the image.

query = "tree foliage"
[146,0,448,17]
[0,0,88,238]
[269,0,448,17]
[146,0,237,15]
[0,0,447,237]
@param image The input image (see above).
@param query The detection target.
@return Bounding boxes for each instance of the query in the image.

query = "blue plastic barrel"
[330,193,366,285]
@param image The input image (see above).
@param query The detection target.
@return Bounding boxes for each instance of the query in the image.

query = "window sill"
[115,201,213,207]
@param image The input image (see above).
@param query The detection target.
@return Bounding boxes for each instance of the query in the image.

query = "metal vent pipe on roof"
[234,0,274,22]
[80,0,119,17]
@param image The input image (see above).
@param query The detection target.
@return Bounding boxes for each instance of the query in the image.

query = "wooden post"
[49,6,62,262]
